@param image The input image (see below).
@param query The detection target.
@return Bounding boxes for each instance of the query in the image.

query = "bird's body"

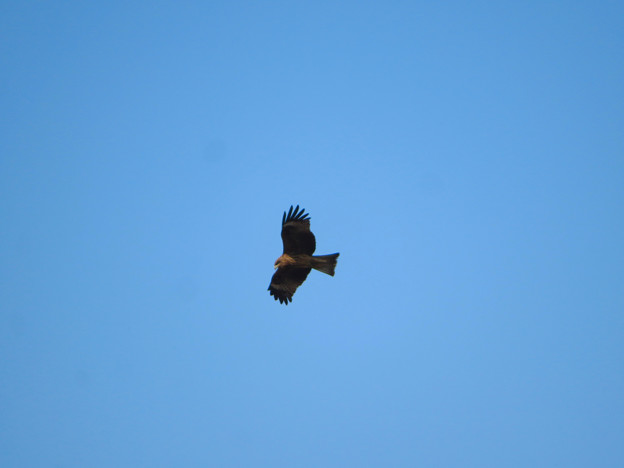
[268,205,339,304]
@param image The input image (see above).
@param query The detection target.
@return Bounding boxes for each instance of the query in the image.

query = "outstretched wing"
[268,267,311,304]
[281,205,316,255]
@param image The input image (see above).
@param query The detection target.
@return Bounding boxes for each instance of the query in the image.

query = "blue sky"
[1,1,623,466]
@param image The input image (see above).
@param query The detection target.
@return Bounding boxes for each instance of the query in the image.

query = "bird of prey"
[268,205,339,304]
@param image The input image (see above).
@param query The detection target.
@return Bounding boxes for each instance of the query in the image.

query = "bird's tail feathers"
[311,253,340,276]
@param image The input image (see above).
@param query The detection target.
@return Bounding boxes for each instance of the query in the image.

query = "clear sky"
[1,1,623,467]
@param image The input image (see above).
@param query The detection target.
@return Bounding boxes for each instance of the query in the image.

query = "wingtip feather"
[282,204,311,225]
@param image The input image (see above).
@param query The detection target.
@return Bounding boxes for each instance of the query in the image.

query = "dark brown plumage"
[268,205,339,304]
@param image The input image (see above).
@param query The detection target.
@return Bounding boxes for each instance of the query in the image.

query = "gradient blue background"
[2,1,623,466]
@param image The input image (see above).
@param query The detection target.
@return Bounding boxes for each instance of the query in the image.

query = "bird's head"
[274,254,294,269]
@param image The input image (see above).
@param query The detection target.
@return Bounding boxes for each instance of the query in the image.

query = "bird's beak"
[274,264,278,269]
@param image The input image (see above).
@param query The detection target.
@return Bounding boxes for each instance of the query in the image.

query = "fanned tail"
[311,253,340,276]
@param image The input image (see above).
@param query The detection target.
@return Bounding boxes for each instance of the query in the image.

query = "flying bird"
[268,205,339,304]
